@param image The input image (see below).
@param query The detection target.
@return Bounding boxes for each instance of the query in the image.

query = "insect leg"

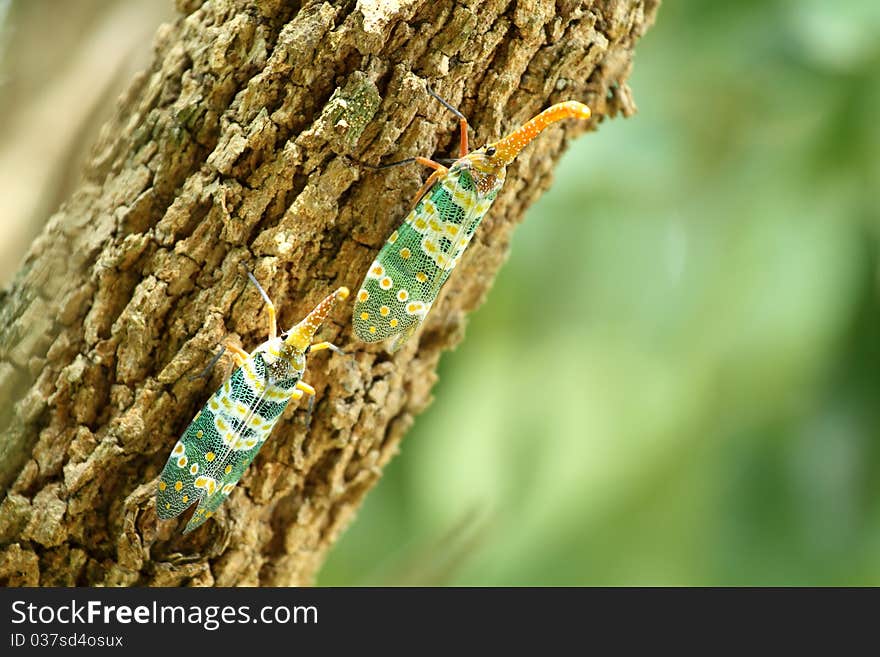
[246,271,278,340]
[426,85,469,157]
[189,344,227,381]
[186,342,248,381]
[369,156,448,208]
[409,167,448,209]
[308,341,346,356]
[293,381,317,429]
[188,344,226,381]
[373,155,447,172]
[225,342,249,366]
[415,156,448,172]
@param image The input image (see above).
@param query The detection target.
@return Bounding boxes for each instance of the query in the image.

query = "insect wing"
[156,399,219,520]
[353,167,495,345]
[157,353,292,527]
[422,167,496,307]
[181,377,292,533]
[180,435,264,534]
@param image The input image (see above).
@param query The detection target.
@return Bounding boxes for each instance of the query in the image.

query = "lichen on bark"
[0,0,659,586]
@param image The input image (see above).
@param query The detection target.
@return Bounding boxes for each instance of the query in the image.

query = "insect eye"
[485,146,497,157]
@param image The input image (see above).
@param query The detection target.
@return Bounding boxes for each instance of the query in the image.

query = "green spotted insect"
[352,86,592,351]
[156,273,349,534]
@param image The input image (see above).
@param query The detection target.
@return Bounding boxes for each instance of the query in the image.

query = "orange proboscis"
[490,101,592,165]
[285,287,349,350]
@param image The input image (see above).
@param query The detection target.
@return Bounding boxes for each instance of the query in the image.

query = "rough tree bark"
[0,0,658,586]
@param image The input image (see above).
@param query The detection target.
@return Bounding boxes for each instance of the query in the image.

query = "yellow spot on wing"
[205,452,216,462]
[174,481,183,492]
[159,481,167,491]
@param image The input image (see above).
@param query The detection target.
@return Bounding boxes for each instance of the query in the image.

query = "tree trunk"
[0,0,659,586]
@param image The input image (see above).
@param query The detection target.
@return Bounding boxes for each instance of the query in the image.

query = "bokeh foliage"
[320,0,880,585]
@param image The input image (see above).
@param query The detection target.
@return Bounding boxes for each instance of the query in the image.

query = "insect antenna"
[426,84,470,157]
[187,344,227,382]
[371,157,418,170]
[426,85,467,122]
[246,271,273,307]
[246,270,278,340]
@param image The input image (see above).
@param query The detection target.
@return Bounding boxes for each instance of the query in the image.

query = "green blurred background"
[3,1,879,585]
[321,0,880,585]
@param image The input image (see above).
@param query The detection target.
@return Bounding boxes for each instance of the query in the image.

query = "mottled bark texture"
[0,0,658,586]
